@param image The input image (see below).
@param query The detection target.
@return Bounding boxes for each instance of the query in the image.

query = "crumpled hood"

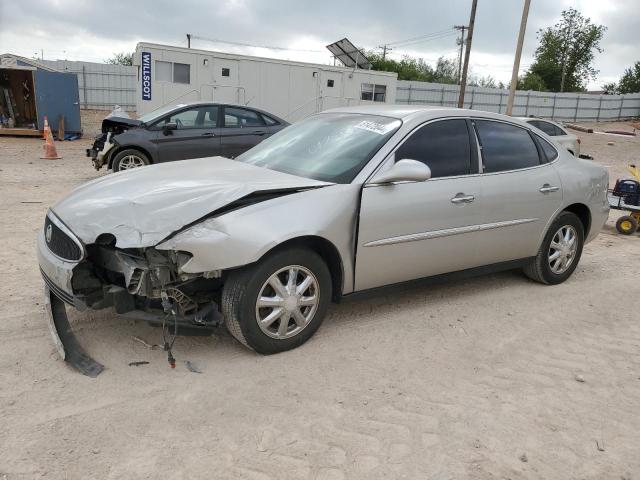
[52,157,329,248]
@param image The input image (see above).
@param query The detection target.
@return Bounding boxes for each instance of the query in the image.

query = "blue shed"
[0,54,81,136]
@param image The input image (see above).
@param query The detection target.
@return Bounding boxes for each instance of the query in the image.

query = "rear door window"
[475,120,541,173]
[223,107,265,128]
[395,119,472,178]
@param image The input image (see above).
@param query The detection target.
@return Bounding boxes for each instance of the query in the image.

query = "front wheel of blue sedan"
[221,248,332,354]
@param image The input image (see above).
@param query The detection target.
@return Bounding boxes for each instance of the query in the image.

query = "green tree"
[517,71,547,91]
[106,52,133,66]
[368,52,458,84]
[469,75,500,88]
[602,82,618,94]
[432,57,458,84]
[526,8,606,92]
[617,61,640,94]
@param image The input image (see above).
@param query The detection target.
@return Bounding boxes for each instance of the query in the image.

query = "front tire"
[112,149,150,172]
[221,248,332,354]
[524,211,584,285]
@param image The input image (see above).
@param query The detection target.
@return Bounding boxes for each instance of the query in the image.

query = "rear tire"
[524,211,584,285]
[112,149,150,172]
[221,248,332,354]
[616,215,638,235]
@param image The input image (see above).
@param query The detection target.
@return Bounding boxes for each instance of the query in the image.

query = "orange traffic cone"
[41,118,61,160]
[42,116,49,139]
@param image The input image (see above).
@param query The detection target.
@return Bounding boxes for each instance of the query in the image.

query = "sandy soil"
[1,121,639,479]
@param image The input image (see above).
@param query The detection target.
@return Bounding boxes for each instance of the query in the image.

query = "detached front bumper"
[37,223,104,377]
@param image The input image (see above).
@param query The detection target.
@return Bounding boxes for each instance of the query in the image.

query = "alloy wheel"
[255,265,320,339]
[548,225,578,274]
[118,155,146,170]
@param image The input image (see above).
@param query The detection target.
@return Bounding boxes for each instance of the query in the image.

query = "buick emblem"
[46,224,52,243]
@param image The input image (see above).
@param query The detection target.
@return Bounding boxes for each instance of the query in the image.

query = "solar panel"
[326,38,372,70]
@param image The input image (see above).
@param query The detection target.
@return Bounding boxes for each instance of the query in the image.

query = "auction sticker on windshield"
[354,120,398,135]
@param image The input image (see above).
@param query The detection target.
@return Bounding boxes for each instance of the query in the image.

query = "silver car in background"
[519,117,581,156]
[38,105,609,374]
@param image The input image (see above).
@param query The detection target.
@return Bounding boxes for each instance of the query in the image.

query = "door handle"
[539,184,559,193]
[252,130,267,136]
[450,193,475,204]
[202,132,215,137]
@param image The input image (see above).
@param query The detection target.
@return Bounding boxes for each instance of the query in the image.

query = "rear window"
[475,120,541,173]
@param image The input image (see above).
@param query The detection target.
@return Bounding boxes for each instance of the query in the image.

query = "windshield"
[236,113,401,183]
[138,104,189,124]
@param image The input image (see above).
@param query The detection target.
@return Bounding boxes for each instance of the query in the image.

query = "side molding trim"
[364,218,539,247]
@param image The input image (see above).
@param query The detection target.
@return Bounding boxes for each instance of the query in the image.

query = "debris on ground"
[520,453,528,463]
[596,440,605,452]
[132,335,159,350]
[608,142,615,146]
[604,130,635,136]
[185,360,202,374]
[128,361,150,367]
[575,374,586,383]
[565,123,593,133]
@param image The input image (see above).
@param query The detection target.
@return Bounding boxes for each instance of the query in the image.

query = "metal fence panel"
[397,80,640,122]
[40,60,136,111]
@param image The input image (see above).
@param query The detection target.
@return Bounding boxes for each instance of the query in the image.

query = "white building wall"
[134,43,397,121]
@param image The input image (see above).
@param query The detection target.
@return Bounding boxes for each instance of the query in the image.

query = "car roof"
[322,104,536,126]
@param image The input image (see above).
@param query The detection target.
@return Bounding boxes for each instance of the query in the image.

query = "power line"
[388,31,457,49]
[385,28,455,47]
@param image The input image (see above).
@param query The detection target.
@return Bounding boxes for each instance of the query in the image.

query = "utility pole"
[187,33,191,48]
[506,0,531,116]
[457,0,477,108]
[378,44,392,60]
[454,25,468,84]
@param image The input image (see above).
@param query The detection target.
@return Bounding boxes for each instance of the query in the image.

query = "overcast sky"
[1,0,637,89]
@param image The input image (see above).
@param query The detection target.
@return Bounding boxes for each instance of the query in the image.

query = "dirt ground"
[1,118,639,480]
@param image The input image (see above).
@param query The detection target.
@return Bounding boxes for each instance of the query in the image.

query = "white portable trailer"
[134,43,397,121]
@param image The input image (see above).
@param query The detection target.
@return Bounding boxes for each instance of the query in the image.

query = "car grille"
[44,215,82,261]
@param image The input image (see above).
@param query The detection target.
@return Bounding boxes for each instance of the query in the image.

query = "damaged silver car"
[39,105,609,375]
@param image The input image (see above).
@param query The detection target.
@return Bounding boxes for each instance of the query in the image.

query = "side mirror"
[163,122,178,134]
[371,159,431,184]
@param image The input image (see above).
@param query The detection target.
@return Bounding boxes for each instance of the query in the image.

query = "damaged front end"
[86,116,141,170]
[39,217,224,377]
[74,241,223,328]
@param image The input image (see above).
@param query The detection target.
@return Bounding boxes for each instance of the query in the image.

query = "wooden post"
[506,0,531,116]
[57,115,65,141]
[457,0,478,108]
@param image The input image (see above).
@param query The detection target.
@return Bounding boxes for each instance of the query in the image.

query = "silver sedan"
[38,105,609,373]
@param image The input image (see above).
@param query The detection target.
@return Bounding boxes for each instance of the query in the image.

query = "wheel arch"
[262,236,344,302]
[562,203,591,237]
[107,145,154,169]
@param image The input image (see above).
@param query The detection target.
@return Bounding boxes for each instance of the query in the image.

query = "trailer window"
[156,61,172,82]
[173,63,190,84]
[155,61,190,84]
[361,83,386,102]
